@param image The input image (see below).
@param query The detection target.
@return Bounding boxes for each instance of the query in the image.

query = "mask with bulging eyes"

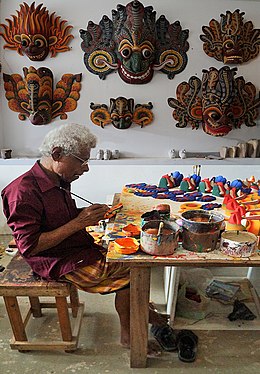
[0,2,73,61]
[80,0,189,84]
[167,66,259,137]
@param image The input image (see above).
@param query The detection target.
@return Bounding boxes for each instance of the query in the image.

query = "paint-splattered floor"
[0,247,259,373]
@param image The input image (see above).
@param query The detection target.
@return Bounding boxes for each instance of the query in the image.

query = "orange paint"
[122,224,141,237]
[114,237,139,254]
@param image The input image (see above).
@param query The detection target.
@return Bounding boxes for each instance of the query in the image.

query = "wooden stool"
[0,254,84,352]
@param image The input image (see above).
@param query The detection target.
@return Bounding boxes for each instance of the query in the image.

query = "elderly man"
[2,123,167,352]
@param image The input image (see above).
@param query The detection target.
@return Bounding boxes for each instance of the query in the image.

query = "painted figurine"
[90,97,153,129]
[3,66,82,125]
[199,178,213,193]
[80,0,189,84]
[0,2,73,61]
[200,9,260,64]
[168,66,260,137]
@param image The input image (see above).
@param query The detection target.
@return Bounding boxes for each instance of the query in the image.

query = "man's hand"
[28,204,110,256]
[75,204,109,228]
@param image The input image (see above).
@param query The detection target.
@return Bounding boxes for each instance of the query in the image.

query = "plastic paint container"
[220,231,257,257]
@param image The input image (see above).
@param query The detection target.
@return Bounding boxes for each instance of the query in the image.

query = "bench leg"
[70,285,80,318]
[4,296,28,342]
[29,297,42,317]
[55,296,72,342]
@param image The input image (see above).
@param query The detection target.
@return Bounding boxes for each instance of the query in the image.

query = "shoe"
[176,329,198,362]
[150,324,177,352]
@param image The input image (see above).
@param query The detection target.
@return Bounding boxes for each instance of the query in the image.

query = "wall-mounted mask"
[168,66,260,137]
[90,97,153,129]
[0,2,73,61]
[200,9,260,64]
[3,66,82,125]
[80,0,189,84]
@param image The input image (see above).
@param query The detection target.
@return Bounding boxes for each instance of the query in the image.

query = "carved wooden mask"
[90,97,153,129]
[168,66,260,137]
[3,66,82,125]
[200,9,260,64]
[80,0,189,84]
[0,2,73,61]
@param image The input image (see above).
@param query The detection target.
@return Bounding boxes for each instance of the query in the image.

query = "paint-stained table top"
[107,191,260,266]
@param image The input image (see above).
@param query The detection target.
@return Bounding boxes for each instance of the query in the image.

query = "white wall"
[0,0,259,158]
[0,0,259,233]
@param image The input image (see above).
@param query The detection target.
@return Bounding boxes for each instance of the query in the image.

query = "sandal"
[150,324,177,352]
[176,329,198,362]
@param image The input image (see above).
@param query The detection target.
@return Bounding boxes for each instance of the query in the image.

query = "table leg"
[130,266,151,368]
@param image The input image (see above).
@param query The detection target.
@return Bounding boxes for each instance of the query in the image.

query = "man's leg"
[115,287,130,347]
[115,287,169,348]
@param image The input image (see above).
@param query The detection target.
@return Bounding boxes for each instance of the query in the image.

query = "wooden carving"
[3,66,82,125]
[200,9,260,64]
[80,0,189,84]
[90,97,153,129]
[168,66,260,137]
[0,2,73,61]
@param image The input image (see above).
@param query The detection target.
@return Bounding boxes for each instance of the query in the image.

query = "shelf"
[0,157,259,166]
[170,277,260,331]
[88,158,260,166]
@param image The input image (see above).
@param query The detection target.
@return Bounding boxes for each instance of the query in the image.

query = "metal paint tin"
[220,231,257,257]
[181,210,224,252]
[140,220,179,256]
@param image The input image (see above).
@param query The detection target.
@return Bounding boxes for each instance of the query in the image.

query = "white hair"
[39,123,97,156]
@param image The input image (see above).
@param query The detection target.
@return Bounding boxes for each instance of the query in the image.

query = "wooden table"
[107,245,260,368]
[106,191,260,368]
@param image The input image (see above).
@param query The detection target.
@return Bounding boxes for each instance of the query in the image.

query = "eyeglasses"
[69,153,89,167]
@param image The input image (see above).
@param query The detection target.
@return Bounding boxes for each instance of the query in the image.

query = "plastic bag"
[176,268,213,319]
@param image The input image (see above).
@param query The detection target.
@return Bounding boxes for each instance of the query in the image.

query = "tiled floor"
[0,242,259,373]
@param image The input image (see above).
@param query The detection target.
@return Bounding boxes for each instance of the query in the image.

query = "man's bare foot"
[149,302,169,326]
[121,339,162,357]
[147,340,162,357]
[120,332,130,348]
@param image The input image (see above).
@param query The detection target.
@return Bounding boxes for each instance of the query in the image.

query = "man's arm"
[29,203,109,255]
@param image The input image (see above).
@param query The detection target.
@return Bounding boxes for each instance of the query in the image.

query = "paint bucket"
[220,231,257,257]
[181,210,224,252]
[140,220,179,256]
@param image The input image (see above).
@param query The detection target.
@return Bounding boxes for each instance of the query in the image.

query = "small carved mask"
[200,9,260,64]
[0,2,73,61]
[90,97,153,129]
[110,97,134,129]
[3,66,82,125]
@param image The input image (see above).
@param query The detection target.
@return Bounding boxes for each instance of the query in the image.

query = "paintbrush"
[60,187,123,219]
[157,221,164,236]
[157,221,164,245]
[60,187,94,205]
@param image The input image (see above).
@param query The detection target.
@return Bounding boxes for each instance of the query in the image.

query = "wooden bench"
[0,254,84,352]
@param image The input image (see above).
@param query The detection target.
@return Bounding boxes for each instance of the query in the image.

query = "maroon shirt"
[1,161,102,280]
